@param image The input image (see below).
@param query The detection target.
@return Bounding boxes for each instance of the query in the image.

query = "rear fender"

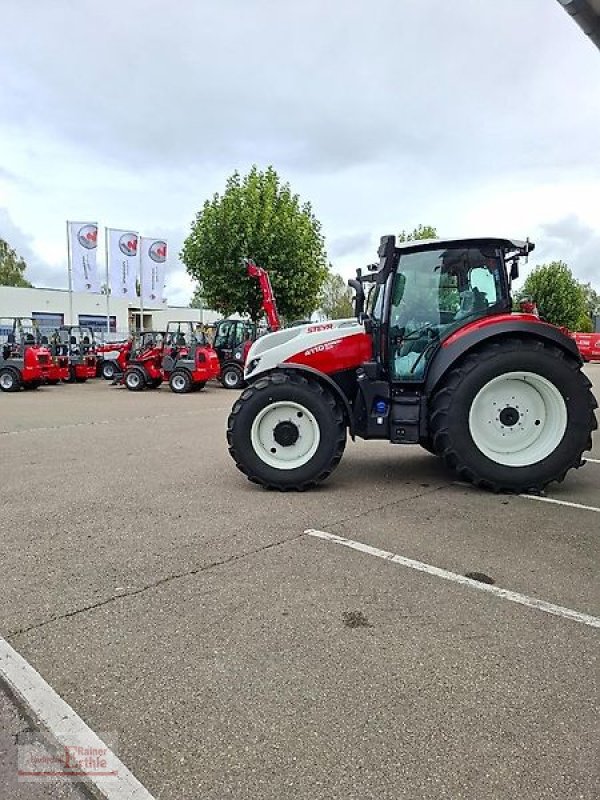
[270,363,356,439]
[425,320,582,394]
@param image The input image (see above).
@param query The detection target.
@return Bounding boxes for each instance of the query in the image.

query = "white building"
[0,285,221,337]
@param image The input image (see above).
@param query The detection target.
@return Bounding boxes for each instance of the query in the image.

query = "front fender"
[249,363,356,440]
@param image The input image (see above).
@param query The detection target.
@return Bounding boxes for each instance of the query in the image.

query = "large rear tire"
[227,371,347,490]
[0,368,21,392]
[429,338,598,492]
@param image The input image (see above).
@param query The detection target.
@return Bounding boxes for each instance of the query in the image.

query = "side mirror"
[510,261,519,282]
[348,278,365,317]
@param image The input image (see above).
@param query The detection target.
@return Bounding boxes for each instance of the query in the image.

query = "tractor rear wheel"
[124,367,146,391]
[429,338,597,492]
[221,364,244,390]
[169,370,192,393]
[0,368,21,392]
[227,371,347,490]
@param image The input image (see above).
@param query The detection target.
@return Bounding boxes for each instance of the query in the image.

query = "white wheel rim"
[250,401,321,470]
[172,375,186,391]
[127,373,141,388]
[224,370,239,387]
[468,371,567,467]
[104,364,114,378]
[0,373,14,389]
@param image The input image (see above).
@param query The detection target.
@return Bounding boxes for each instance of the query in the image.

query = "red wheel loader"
[227,236,597,494]
[56,326,97,383]
[162,322,220,393]
[115,331,165,391]
[0,317,52,391]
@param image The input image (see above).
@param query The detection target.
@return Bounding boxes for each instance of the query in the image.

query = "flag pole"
[138,236,144,333]
[66,221,74,325]
[104,227,111,339]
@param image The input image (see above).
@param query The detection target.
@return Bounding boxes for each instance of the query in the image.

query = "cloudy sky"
[1,0,599,305]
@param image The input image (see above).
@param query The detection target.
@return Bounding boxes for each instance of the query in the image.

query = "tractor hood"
[244,318,372,380]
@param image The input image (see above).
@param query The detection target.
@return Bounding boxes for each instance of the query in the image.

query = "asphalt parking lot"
[1,367,599,799]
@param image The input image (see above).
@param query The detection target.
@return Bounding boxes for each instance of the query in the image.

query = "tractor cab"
[358,236,528,383]
[57,325,97,382]
[213,318,257,389]
[0,317,52,392]
[162,321,220,393]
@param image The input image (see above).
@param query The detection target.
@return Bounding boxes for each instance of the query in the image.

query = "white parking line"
[305,529,600,629]
[585,457,600,464]
[0,635,155,799]
[520,495,600,514]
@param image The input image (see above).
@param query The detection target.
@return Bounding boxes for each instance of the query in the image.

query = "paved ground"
[0,368,598,799]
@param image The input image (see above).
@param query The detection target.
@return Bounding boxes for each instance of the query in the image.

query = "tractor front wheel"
[0,368,21,392]
[124,367,146,391]
[227,371,347,490]
[429,338,597,492]
[169,370,192,394]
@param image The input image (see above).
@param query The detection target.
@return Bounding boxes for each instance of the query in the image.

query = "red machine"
[118,332,165,391]
[55,326,97,382]
[573,332,600,362]
[213,260,281,389]
[0,317,52,391]
[161,321,220,393]
[227,236,597,494]
[96,339,131,380]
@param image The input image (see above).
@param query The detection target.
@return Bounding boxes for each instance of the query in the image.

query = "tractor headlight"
[245,357,261,376]
[234,351,242,360]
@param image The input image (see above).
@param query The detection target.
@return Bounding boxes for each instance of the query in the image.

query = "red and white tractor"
[161,321,220,393]
[227,236,598,493]
[0,317,52,391]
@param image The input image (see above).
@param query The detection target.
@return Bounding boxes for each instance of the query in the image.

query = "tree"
[0,238,33,287]
[181,166,329,322]
[579,282,600,331]
[398,224,438,242]
[190,283,206,310]
[319,270,354,320]
[519,261,588,330]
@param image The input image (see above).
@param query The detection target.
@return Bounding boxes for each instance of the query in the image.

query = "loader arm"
[245,259,281,332]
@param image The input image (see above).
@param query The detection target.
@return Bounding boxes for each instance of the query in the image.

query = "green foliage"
[181,166,329,322]
[319,270,354,320]
[398,224,438,243]
[520,261,588,330]
[0,238,33,287]
[190,283,206,309]
[580,282,600,319]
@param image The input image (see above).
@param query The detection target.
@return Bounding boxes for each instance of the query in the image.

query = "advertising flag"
[108,229,139,299]
[67,221,100,293]
[140,238,167,304]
